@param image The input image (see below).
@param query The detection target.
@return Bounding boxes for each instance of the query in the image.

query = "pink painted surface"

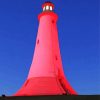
[14,4,77,96]
[28,12,58,78]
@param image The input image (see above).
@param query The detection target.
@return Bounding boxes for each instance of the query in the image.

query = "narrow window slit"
[52,20,55,23]
[37,39,39,44]
[55,56,58,60]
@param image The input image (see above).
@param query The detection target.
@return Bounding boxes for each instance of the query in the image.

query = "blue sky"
[0,0,99,95]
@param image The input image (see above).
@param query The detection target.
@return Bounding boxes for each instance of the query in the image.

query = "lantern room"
[42,1,54,12]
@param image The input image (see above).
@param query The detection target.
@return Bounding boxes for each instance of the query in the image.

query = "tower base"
[14,77,66,96]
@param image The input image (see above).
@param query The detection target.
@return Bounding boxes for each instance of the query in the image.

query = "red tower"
[14,1,77,96]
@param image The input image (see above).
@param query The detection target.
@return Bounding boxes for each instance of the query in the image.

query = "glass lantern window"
[46,5,49,10]
[50,6,53,11]
[43,6,45,11]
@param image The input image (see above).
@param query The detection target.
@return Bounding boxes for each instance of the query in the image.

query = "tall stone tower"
[14,1,77,96]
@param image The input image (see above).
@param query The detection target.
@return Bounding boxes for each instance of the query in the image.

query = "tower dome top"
[42,1,54,12]
[44,1,52,3]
